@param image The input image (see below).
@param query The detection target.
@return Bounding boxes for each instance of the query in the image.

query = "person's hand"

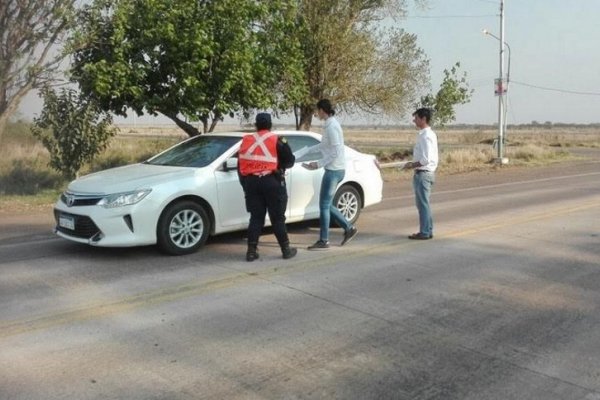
[302,161,319,170]
[401,161,413,170]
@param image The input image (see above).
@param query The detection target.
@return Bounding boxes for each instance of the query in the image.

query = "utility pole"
[496,0,508,164]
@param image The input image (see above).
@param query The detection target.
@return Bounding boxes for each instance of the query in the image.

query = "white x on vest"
[239,131,278,162]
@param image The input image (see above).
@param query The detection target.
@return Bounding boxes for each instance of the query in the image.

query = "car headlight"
[98,189,152,208]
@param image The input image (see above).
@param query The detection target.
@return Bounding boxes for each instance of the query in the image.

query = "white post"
[496,0,508,164]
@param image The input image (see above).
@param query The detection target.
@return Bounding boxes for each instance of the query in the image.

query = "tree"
[69,0,305,136]
[419,62,473,126]
[292,0,430,130]
[0,0,76,140]
[31,87,116,180]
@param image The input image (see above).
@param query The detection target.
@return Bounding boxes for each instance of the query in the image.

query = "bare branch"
[0,0,76,138]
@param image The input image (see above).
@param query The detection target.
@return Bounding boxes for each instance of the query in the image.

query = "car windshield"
[145,135,241,167]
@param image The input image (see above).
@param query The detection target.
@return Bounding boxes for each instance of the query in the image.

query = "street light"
[482,29,511,94]
[483,28,511,160]
[482,0,509,164]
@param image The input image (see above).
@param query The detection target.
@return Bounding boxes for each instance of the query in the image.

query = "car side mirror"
[223,158,238,172]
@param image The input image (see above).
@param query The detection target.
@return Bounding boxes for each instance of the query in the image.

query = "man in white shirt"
[403,108,438,240]
[302,99,358,249]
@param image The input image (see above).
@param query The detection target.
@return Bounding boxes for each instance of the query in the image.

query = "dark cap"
[255,112,271,125]
[255,112,272,130]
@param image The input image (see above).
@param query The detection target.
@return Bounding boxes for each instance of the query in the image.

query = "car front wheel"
[157,200,210,255]
[334,185,361,225]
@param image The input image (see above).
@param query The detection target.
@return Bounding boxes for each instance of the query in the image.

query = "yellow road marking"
[443,200,600,239]
[2,198,599,339]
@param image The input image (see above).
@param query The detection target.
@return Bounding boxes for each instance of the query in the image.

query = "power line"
[511,80,600,96]
[407,14,497,19]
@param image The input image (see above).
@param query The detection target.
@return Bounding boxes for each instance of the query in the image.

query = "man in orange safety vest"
[238,113,296,261]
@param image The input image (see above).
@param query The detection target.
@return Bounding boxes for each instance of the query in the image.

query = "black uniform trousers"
[243,173,289,246]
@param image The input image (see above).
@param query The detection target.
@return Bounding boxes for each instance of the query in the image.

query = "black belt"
[415,169,431,173]
[249,171,273,177]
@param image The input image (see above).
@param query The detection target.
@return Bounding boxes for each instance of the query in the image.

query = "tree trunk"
[208,111,222,133]
[294,105,300,130]
[298,104,315,131]
[0,113,9,141]
[199,117,208,134]
[162,112,201,137]
[0,84,32,142]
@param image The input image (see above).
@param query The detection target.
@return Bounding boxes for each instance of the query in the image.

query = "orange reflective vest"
[238,130,279,176]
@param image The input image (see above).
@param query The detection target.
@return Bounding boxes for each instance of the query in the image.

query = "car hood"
[68,163,197,194]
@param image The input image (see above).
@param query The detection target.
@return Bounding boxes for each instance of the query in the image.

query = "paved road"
[1,158,599,400]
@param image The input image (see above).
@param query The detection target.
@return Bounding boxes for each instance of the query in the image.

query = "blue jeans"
[413,171,435,236]
[319,169,352,241]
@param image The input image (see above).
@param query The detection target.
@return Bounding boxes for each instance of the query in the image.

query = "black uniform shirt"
[277,137,295,170]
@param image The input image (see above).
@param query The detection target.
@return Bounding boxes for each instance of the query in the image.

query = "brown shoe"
[408,233,432,240]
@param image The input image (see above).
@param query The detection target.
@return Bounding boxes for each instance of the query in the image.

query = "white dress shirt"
[413,126,438,172]
[310,116,346,170]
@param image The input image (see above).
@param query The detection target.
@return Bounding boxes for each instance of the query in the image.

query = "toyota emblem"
[66,194,75,207]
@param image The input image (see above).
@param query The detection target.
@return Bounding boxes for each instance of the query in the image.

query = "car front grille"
[54,210,101,239]
[60,192,103,207]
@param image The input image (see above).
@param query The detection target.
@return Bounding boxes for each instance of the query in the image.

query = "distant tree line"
[361,122,600,130]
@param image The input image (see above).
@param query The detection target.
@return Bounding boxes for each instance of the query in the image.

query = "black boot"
[281,242,297,260]
[246,244,259,262]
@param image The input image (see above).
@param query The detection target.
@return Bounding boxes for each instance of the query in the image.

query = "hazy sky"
[399,0,600,124]
[16,0,600,126]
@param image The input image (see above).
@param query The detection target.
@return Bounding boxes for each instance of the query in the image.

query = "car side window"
[283,136,321,162]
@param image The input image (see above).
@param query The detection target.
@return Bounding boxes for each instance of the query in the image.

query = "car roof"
[204,130,320,138]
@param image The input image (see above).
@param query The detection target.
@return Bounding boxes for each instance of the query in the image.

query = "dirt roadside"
[0,211,55,243]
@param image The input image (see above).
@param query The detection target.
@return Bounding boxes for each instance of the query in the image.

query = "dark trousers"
[243,174,289,246]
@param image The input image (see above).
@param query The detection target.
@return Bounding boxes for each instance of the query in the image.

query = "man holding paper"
[301,99,358,250]
[402,107,439,240]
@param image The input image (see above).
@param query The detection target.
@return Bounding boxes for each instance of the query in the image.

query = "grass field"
[1,121,598,212]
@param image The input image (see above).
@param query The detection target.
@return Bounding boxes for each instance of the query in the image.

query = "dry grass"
[345,126,582,181]
[83,135,181,174]
[1,123,597,196]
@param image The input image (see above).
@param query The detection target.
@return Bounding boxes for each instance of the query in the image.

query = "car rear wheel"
[334,185,361,225]
[157,200,210,255]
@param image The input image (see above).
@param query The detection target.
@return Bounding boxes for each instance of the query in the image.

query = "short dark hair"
[316,99,335,116]
[255,112,272,130]
[413,108,432,123]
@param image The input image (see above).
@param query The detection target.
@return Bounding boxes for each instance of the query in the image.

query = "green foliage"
[419,62,473,126]
[0,159,65,195]
[293,1,429,129]
[70,0,305,135]
[31,87,117,180]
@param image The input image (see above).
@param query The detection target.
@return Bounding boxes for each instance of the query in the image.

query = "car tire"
[157,200,210,255]
[333,185,361,225]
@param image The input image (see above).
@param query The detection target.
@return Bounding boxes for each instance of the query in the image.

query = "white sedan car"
[53,131,383,255]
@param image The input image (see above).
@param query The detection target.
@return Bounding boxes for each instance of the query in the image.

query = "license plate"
[59,215,75,230]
